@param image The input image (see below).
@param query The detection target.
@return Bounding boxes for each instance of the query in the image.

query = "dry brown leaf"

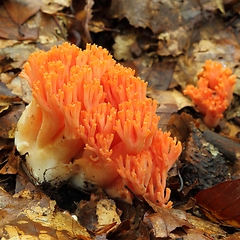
[0,147,20,174]
[109,1,185,34]
[0,39,19,50]
[225,232,240,240]
[0,187,90,239]
[196,179,240,228]
[96,199,121,231]
[187,213,226,238]
[41,0,71,14]
[147,89,193,131]
[76,195,121,235]
[0,80,18,98]
[0,43,39,70]
[147,89,178,131]
[3,0,42,25]
[215,0,225,14]
[67,0,94,46]
[107,220,150,239]
[157,26,189,57]
[89,20,107,33]
[0,3,39,40]
[129,58,177,91]
[167,112,194,143]
[0,104,25,139]
[143,208,192,239]
[76,198,99,232]
[113,33,136,61]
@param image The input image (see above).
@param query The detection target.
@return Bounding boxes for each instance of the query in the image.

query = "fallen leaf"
[0,187,90,239]
[0,3,39,40]
[41,0,71,14]
[109,1,188,34]
[196,179,240,228]
[187,213,226,239]
[107,220,150,240]
[96,199,121,232]
[89,20,107,33]
[0,104,25,139]
[143,208,192,239]
[113,33,136,61]
[215,0,225,14]
[147,89,192,131]
[0,81,17,97]
[167,112,194,143]
[76,195,122,235]
[157,26,189,57]
[129,58,177,91]
[3,0,42,25]
[0,147,20,174]
[0,43,39,70]
[225,232,240,240]
[76,197,99,232]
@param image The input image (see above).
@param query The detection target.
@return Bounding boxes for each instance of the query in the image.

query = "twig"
[202,130,240,164]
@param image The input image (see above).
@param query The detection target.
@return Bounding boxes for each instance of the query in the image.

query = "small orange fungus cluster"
[15,43,182,208]
[184,60,236,127]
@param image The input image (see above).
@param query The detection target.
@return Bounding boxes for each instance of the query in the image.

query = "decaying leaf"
[215,0,225,14]
[75,196,99,232]
[0,43,39,70]
[187,213,226,239]
[0,81,18,98]
[0,187,90,239]
[150,90,178,131]
[107,219,150,240]
[96,199,121,231]
[157,26,189,57]
[128,58,177,91]
[41,0,71,14]
[0,147,20,174]
[89,20,107,33]
[0,1,40,40]
[0,0,239,238]
[196,179,240,228]
[76,194,121,235]
[147,89,192,131]
[3,0,42,25]
[143,208,192,239]
[113,33,137,61]
[167,112,194,143]
[225,232,240,240]
[0,104,25,139]
[109,0,203,35]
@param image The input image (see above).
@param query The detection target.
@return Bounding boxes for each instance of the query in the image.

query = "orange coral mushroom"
[15,42,182,207]
[115,130,182,208]
[184,60,236,128]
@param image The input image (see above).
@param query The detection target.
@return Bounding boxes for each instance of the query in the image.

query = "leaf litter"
[0,0,240,239]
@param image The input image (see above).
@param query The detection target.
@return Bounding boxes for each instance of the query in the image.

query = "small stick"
[202,130,240,164]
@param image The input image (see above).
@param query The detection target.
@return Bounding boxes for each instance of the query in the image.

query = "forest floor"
[0,0,240,239]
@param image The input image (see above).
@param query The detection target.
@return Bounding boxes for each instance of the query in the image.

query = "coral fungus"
[184,60,236,127]
[15,42,182,208]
